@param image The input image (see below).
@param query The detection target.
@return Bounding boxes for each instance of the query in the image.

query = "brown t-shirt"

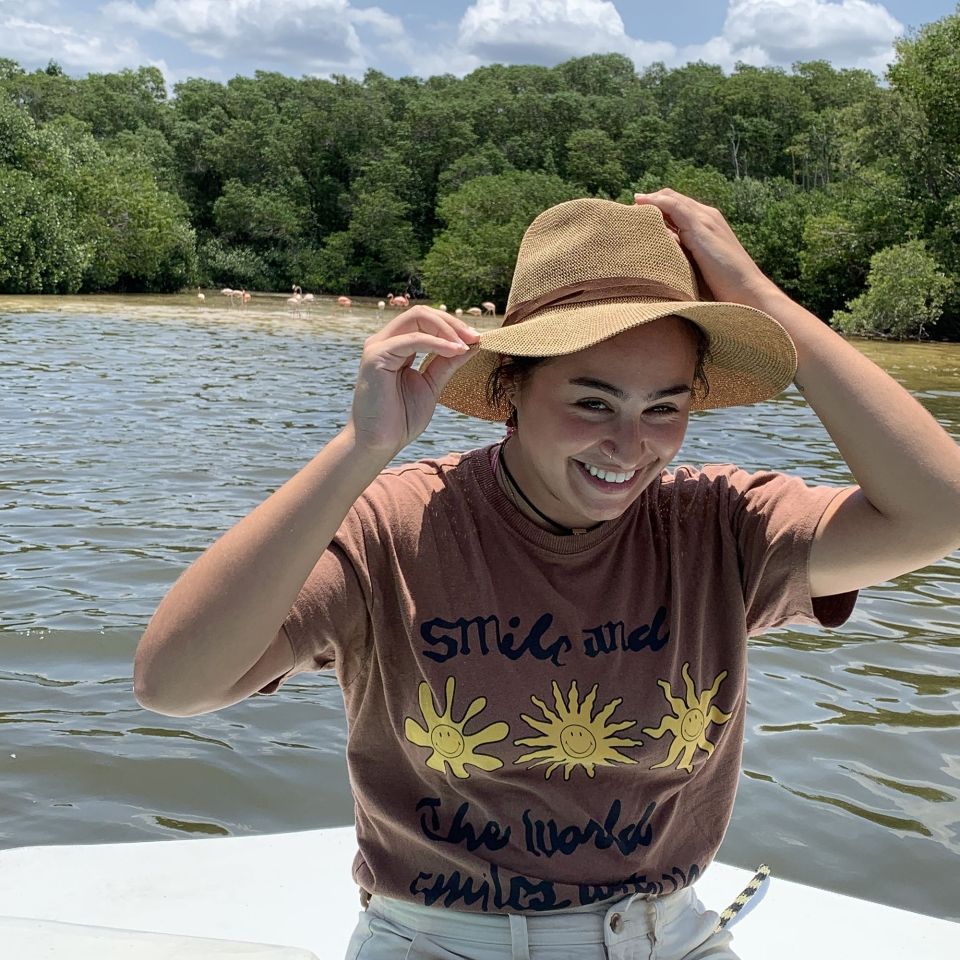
[271,445,856,914]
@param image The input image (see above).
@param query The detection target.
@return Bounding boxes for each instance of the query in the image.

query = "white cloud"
[0,13,171,78]
[103,0,407,74]
[0,0,59,16]
[454,0,903,76]
[719,0,902,71]
[0,0,908,85]
[458,0,675,66]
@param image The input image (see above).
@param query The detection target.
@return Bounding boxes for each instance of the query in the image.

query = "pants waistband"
[367,885,698,948]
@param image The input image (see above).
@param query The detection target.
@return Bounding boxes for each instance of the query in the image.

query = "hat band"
[504,277,695,327]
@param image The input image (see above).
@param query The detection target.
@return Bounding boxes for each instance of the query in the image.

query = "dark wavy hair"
[485,318,712,425]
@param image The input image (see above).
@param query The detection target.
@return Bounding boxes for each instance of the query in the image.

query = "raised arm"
[635,189,960,598]
[134,307,479,716]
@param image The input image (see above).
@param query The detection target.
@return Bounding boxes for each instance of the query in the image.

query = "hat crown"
[506,199,700,315]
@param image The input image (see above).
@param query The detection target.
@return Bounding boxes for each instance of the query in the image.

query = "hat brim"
[422,297,797,420]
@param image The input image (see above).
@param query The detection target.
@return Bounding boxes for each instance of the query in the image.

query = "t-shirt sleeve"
[720,467,859,634]
[259,506,373,692]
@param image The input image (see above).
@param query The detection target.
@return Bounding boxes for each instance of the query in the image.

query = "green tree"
[888,13,960,202]
[720,65,809,180]
[437,142,514,197]
[422,171,582,307]
[73,150,197,292]
[733,181,824,299]
[197,237,271,291]
[620,114,673,183]
[798,167,917,317]
[564,127,625,196]
[0,167,84,292]
[832,240,952,339]
[313,152,421,294]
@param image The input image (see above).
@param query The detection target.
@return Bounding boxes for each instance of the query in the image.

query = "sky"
[1,0,957,91]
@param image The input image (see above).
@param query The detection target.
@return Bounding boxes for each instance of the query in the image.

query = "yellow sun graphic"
[404,676,509,779]
[642,662,732,773]
[514,680,642,780]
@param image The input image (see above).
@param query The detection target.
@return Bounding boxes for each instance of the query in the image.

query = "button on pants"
[344,886,740,959]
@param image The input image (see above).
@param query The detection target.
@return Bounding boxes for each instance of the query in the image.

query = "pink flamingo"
[481,301,496,316]
[337,296,352,308]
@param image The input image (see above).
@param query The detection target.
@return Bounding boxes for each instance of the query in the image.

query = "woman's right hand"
[348,305,481,458]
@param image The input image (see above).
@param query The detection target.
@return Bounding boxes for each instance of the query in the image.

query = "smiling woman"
[134,193,960,960]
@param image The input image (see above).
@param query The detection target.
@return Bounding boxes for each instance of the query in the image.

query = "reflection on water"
[2,294,959,922]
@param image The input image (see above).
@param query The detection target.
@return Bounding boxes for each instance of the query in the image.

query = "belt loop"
[650,895,661,946]
[508,913,531,960]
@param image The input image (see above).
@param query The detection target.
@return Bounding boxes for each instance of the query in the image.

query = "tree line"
[2,10,960,340]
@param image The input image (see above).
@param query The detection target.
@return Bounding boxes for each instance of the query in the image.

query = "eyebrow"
[568,377,692,402]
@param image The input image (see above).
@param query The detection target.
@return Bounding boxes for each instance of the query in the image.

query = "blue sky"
[2,1,957,90]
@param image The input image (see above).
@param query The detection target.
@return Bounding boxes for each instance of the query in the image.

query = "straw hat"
[422,197,797,420]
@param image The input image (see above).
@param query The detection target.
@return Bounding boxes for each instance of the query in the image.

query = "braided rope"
[713,863,771,932]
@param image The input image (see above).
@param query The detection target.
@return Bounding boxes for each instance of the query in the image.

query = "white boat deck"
[0,827,956,958]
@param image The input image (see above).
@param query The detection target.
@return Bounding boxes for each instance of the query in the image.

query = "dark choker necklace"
[497,441,602,536]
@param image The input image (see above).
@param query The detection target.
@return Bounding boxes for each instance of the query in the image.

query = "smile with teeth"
[578,462,636,484]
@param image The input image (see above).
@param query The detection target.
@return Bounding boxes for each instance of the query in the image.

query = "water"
[2,293,959,922]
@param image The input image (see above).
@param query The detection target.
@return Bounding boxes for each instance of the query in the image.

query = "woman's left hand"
[634,189,781,308]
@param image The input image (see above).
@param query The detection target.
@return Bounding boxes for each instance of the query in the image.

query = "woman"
[135,191,960,959]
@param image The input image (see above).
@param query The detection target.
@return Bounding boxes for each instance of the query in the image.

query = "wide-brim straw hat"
[421,197,797,420]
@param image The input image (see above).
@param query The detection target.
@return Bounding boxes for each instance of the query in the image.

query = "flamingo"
[242,289,251,304]
[377,300,386,313]
[221,288,233,296]
[466,307,482,317]
[455,308,463,316]
[337,296,352,308]
[197,287,205,303]
[438,304,447,312]
[481,301,496,316]
[302,293,314,303]
[229,289,244,305]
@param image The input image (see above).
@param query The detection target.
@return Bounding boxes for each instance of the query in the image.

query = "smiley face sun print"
[404,676,510,778]
[643,662,732,773]
[514,680,643,780]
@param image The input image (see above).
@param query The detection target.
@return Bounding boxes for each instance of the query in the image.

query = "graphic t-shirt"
[269,445,857,914]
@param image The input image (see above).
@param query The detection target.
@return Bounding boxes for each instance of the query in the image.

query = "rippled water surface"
[2,294,959,922]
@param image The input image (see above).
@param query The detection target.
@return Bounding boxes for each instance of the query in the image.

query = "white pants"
[345,885,740,960]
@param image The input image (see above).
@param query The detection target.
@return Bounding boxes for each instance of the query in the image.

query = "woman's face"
[505,317,698,530]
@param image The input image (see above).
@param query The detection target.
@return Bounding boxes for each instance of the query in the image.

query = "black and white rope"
[713,863,771,932]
